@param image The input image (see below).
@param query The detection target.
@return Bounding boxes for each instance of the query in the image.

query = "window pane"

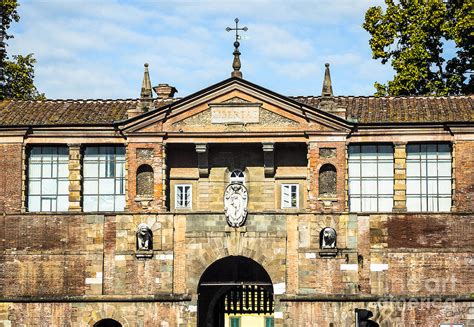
[378,162,393,177]
[84,146,99,159]
[58,163,69,178]
[438,179,451,195]
[29,180,41,195]
[100,178,115,194]
[361,197,377,212]
[58,180,69,195]
[349,179,360,195]
[427,161,438,176]
[29,164,42,177]
[379,179,394,195]
[348,162,360,177]
[407,196,421,211]
[426,144,437,159]
[407,161,420,176]
[57,196,69,211]
[41,198,52,211]
[42,163,52,178]
[437,144,450,158]
[83,196,98,212]
[361,162,377,177]
[99,195,114,211]
[84,162,98,177]
[378,197,393,211]
[362,179,377,195]
[427,179,438,195]
[438,197,451,212]
[28,196,41,211]
[349,197,361,212]
[84,180,98,195]
[41,179,57,194]
[438,161,451,177]
[407,179,421,195]
[348,145,360,158]
[362,145,377,159]
[115,195,125,211]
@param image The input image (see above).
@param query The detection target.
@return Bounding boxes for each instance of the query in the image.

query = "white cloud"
[7,0,392,98]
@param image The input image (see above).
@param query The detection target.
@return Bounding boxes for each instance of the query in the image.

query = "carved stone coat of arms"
[224,183,248,227]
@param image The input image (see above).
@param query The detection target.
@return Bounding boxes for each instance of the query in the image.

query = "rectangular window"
[229,317,240,327]
[83,146,125,212]
[406,143,451,212]
[175,184,192,209]
[348,144,394,212]
[28,146,69,212]
[281,184,299,208]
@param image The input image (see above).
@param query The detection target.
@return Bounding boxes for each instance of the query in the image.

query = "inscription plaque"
[211,106,260,124]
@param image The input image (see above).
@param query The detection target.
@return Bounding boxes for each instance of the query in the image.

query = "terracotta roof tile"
[291,95,474,123]
[0,95,472,126]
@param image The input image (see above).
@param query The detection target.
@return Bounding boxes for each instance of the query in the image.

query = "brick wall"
[0,143,23,214]
[454,141,474,212]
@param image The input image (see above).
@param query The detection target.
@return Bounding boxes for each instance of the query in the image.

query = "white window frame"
[83,146,126,212]
[27,145,70,212]
[281,183,299,209]
[348,144,394,212]
[175,184,192,209]
[406,143,452,212]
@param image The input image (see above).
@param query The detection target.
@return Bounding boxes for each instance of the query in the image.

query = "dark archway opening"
[93,319,122,327]
[197,256,274,327]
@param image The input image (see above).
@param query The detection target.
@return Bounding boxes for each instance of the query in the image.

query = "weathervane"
[226,18,248,78]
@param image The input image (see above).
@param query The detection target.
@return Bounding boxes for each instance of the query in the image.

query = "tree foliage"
[363,0,473,96]
[0,0,44,100]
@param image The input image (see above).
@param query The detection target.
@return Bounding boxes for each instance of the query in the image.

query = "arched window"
[230,169,245,184]
[94,319,122,327]
[319,164,337,197]
[136,164,154,197]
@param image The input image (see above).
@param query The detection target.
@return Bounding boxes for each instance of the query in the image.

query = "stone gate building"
[0,58,473,326]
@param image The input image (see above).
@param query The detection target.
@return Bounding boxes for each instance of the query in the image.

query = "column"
[393,142,407,212]
[68,144,82,212]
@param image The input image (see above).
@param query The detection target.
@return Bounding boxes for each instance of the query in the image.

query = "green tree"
[1,0,44,100]
[363,0,473,96]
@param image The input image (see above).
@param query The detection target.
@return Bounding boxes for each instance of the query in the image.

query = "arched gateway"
[198,256,274,327]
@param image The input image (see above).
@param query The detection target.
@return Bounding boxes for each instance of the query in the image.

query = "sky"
[8,0,394,99]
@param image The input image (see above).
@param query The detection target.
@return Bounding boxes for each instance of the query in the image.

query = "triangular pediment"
[118,78,352,135]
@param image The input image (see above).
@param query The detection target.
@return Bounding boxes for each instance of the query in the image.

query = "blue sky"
[9,0,393,99]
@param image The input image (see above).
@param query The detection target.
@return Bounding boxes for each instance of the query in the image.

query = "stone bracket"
[195,143,209,178]
[262,142,275,177]
[135,250,154,260]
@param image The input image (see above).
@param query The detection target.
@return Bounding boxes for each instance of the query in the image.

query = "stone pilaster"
[173,214,186,294]
[162,143,168,210]
[393,142,407,212]
[68,144,82,212]
[451,142,456,212]
[21,144,27,213]
[262,142,275,177]
[195,143,209,178]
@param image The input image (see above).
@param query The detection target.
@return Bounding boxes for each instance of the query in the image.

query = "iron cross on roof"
[226,18,248,78]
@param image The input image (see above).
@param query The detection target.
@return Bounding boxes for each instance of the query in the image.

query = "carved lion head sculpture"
[320,227,337,249]
[136,223,153,251]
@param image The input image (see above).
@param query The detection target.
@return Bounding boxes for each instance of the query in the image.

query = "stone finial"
[141,63,152,99]
[231,41,242,78]
[321,63,333,97]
